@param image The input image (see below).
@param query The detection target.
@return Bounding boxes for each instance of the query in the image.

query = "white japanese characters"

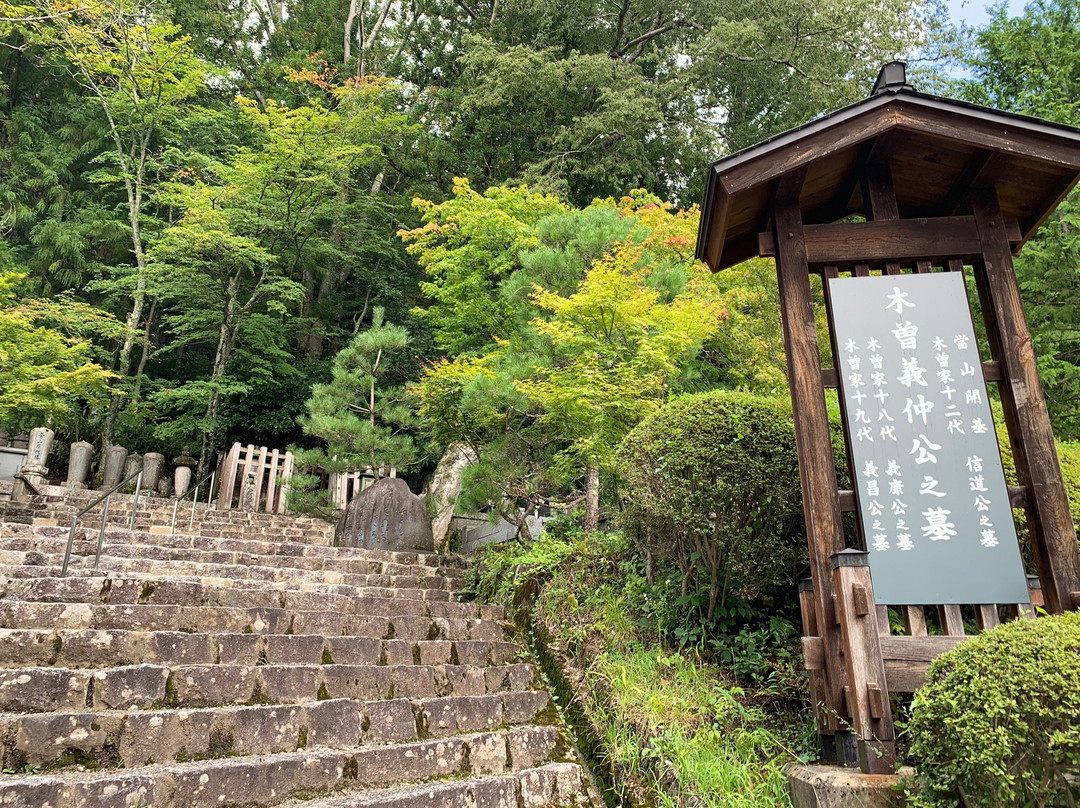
[829,272,1028,606]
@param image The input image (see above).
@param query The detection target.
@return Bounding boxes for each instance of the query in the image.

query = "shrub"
[906,612,1080,808]
[617,391,842,634]
[996,412,1080,537]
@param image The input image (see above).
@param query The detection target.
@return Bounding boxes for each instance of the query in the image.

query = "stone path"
[0,491,590,808]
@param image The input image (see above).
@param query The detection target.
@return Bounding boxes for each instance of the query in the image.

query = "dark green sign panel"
[829,272,1029,605]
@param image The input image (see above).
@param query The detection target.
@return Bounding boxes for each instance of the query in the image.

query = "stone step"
[0,575,455,611]
[0,524,467,571]
[0,560,464,594]
[1,690,553,769]
[10,535,468,578]
[0,600,507,639]
[0,747,576,808]
[0,660,538,712]
[24,511,337,544]
[295,763,585,808]
[0,543,465,585]
[17,493,335,528]
[0,628,524,671]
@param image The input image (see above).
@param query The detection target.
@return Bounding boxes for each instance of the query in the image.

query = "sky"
[945,0,1026,26]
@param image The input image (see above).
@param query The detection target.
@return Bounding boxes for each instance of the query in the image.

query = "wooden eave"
[696,89,1080,271]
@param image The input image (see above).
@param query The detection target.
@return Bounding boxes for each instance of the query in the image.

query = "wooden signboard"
[828,272,1029,606]
[695,63,1080,774]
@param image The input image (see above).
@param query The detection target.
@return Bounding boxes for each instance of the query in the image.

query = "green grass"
[469,528,810,808]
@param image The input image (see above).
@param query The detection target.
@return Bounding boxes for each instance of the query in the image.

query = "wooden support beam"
[902,606,927,637]
[830,550,896,773]
[971,188,1080,612]
[938,604,966,636]
[862,155,899,221]
[881,634,967,692]
[757,215,1022,264]
[774,168,853,742]
[943,148,995,214]
[799,579,837,761]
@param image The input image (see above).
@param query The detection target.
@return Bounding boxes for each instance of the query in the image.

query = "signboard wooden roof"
[695,61,1080,272]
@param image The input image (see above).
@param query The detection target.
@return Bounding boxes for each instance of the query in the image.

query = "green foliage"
[954,0,1080,440]
[0,270,117,433]
[520,212,727,472]
[905,612,1080,808]
[299,306,416,476]
[468,528,808,808]
[401,180,567,356]
[993,411,1080,547]
[618,391,817,622]
[2,0,932,456]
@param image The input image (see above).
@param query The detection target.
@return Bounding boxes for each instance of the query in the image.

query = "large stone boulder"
[334,476,434,552]
[428,442,476,554]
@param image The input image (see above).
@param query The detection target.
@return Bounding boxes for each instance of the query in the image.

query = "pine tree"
[299,307,416,479]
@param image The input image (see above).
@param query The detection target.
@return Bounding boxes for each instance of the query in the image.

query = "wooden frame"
[769,162,1080,774]
[696,65,1080,774]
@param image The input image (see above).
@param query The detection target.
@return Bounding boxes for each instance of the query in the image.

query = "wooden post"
[830,549,896,774]
[265,449,280,515]
[970,188,1080,613]
[218,442,241,510]
[278,451,294,514]
[773,168,853,747]
[798,579,837,762]
[253,445,268,513]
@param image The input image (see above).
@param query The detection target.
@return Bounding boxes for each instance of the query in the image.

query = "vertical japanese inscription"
[829,272,1029,605]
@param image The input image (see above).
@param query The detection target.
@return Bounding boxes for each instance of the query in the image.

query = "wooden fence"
[215,443,396,513]
[217,443,294,513]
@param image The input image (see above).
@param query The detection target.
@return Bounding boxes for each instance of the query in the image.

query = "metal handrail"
[170,469,216,534]
[61,468,145,577]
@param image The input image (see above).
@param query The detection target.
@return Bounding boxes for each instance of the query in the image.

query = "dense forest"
[3,0,1080,513]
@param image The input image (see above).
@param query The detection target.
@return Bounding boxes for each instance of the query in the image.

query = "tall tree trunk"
[584,463,600,531]
[197,281,239,479]
[131,298,157,406]
[101,193,149,448]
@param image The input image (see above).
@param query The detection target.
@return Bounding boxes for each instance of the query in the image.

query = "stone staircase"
[0,491,592,808]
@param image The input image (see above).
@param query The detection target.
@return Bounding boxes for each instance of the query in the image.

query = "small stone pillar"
[66,441,95,489]
[172,446,196,498]
[157,477,173,498]
[12,426,53,499]
[124,452,142,479]
[101,445,129,490]
[239,472,258,512]
[20,427,54,485]
[142,452,165,495]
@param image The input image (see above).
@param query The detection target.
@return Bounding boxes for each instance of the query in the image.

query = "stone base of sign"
[786,764,910,808]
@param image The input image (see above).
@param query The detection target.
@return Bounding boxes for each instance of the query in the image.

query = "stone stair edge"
[0,756,584,808]
[0,627,522,671]
[0,600,508,638]
[0,522,468,567]
[0,565,465,596]
[0,690,555,770]
[0,574,459,606]
[0,659,540,712]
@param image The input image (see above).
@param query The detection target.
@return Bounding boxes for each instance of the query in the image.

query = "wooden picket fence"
[215,443,396,513]
[217,443,294,513]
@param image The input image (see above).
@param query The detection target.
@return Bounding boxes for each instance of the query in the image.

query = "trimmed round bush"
[906,612,1080,808]
[617,390,831,619]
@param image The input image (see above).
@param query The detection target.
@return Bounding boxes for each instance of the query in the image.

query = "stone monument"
[12,426,53,498]
[428,442,476,554]
[173,446,196,497]
[142,452,165,494]
[19,427,54,486]
[335,476,434,552]
[101,445,129,490]
[66,441,94,489]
